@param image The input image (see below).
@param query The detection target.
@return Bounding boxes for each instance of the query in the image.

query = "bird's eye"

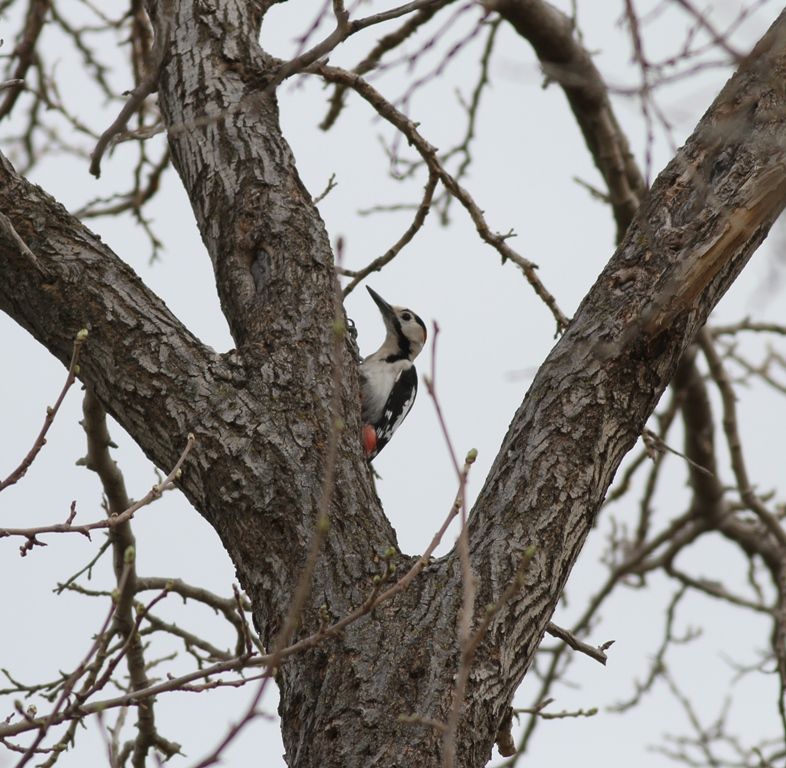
[401,312,412,321]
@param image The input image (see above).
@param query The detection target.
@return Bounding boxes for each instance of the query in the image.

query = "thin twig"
[0,445,480,742]
[15,563,132,766]
[0,329,88,493]
[513,699,598,720]
[267,0,445,92]
[641,428,715,477]
[698,329,786,549]
[309,63,569,332]
[320,0,455,131]
[1,433,196,549]
[89,19,165,179]
[342,169,438,296]
[544,622,612,665]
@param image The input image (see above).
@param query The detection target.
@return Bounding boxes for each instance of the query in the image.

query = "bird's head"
[367,286,427,361]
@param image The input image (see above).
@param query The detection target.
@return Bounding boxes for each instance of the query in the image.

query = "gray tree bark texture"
[2,2,786,766]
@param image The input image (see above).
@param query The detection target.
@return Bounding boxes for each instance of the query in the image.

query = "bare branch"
[320,0,456,130]
[0,329,87,493]
[89,71,159,178]
[544,622,612,666]
[342,169,438,296]
[0,433,196,546]
[698,329,786,549]
[0,0,49,120]
[268,0,449,91]
[311,63,569,331]
[15,562,132,766]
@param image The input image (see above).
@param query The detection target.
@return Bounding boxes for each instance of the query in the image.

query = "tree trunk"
[2,3,786,766]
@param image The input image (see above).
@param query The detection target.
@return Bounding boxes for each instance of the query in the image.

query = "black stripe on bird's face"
[392,317,412,359]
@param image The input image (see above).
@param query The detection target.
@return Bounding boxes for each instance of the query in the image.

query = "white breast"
[360,356,412,424]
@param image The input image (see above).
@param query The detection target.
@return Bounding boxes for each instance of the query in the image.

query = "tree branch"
[487,0,645,242]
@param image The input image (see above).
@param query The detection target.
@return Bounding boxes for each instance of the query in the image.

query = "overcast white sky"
[1,1,785,766]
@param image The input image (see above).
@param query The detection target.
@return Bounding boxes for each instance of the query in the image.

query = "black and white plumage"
[360,287,427,460]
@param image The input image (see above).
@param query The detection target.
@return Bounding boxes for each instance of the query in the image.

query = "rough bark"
[2,3,786,768]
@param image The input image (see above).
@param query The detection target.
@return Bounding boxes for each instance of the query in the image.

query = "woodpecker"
[360,286,427,460]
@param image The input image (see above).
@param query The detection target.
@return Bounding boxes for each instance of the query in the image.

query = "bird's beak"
[367,287,396,324]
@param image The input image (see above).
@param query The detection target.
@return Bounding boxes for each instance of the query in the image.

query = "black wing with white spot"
[370,365,418,459]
